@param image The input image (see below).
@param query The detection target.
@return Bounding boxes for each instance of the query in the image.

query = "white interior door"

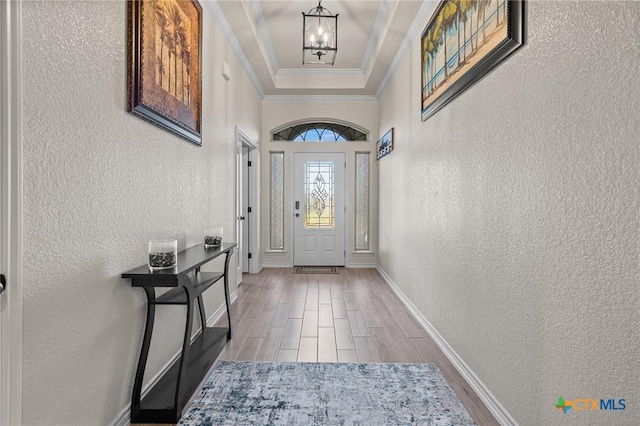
[235,144,244,285]
[241,147,249,273]
[293,152,345,266]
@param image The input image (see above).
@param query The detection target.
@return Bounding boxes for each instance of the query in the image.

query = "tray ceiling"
[209,0,437,97]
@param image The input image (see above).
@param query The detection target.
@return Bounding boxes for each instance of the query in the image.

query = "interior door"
[241,147,249,273]
[235,144,244,285]
[293,152,345,266]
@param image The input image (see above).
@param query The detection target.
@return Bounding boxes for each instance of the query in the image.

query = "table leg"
[223,249,233,340]
[131,287,156,410]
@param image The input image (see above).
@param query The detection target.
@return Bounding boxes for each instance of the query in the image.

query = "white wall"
[20,1,261,424]
[261,100,379,267]
[378,1,640,425]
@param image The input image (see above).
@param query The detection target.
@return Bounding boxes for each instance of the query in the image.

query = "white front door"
[293,152,345,266]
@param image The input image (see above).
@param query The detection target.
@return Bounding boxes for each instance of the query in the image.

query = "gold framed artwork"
[421,0,525,121]
[128,0,202,145]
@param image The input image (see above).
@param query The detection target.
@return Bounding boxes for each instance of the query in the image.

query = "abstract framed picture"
[376,128,394,161]
[421,0,525,121]
[128,0,202,145]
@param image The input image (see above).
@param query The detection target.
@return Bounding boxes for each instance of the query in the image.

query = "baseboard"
[261,262,291,268]
[375,266,517,426]
[110,291,238,426]
[347,263,378,268]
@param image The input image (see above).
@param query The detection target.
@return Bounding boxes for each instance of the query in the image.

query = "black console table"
[122,242,236,424]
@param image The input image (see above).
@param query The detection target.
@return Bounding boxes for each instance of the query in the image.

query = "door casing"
[1,1,23,424]
[235,128,258,284]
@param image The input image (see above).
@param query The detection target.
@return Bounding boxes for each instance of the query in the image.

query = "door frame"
[235,128,259,283]
[291,150,348,267]
[0,1,24,424]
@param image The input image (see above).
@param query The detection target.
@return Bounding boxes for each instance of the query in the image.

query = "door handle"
[295,213,300,217]
[0,274,5,295]
[295,201,300,210]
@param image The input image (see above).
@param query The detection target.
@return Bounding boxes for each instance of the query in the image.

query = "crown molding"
[242,0,280,75]
[248,0,280,74]
[277,68,363,76]
[202,0,265,98]
[375,0,437,99]
[360,0,395,77]
[264,94,377,102]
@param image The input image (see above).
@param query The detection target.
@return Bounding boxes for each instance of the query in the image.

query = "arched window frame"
[272,119,368,142]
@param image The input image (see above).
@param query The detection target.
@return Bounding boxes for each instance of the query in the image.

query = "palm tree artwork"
[154,0,193,107]
[129,0,202,144]
[421,0,509,112]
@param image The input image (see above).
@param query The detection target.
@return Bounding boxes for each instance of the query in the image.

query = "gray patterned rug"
[179,361,476,425]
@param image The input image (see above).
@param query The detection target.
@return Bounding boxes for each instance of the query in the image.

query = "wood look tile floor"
[212,268,499,426]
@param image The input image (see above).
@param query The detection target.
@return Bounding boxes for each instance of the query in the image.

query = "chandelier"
[302,0,338,65]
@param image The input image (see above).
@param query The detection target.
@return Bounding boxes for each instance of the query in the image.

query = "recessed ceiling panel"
[214,0,427,96]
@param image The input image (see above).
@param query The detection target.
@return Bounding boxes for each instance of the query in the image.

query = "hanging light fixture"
[302,0,338,65]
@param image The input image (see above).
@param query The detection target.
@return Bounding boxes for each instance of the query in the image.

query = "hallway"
[214,268,499,425]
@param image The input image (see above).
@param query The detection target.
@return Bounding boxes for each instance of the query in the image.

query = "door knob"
[0,274,5,295]
[295,213,300,217]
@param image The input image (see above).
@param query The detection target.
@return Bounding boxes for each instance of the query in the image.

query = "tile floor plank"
[298,337,318,362]
[317,327,338,362]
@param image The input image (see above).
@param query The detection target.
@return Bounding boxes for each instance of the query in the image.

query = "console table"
[122,242,236,424]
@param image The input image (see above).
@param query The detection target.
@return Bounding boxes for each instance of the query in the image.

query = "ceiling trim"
[203,0,266,98]
[264,95,377,102]
[277,68,363,76]
[249,0,280,74]
[360,0,392,75]
[375,0,437,99]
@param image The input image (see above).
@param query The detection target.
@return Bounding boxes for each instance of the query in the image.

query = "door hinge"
[344,161,347,168]
[248,253,252,259]
[248,160,252,167]
[248,207,252,213]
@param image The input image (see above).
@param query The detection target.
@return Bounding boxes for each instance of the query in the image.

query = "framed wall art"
[421,0,525,121]
[376,128,394,161]
[128,0,203,145]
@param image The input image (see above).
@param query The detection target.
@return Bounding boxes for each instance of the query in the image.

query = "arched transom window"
[272,122,367,142]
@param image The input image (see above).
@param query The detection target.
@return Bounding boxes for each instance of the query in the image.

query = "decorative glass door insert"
[294,153,345,266]
[304,161,335,228]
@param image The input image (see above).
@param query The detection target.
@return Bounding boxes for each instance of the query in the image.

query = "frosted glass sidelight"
[304,161,335,228]
[355,153,370,250]
[270,152,285,250]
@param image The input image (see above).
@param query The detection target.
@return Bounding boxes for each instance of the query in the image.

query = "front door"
[293,152,345,266]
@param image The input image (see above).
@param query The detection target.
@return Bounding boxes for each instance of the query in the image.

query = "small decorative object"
[204,227,223,248]
[421,0,525,121]
[128,0,203,145]
[148,239,177,270]
[376,128,394,161]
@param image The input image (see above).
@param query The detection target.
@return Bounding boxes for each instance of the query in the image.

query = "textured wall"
[378,1,639,425]
[21,1,261,424]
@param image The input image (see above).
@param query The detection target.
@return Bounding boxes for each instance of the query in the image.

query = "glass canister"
[204,226,223,248]
[148,239,177,270]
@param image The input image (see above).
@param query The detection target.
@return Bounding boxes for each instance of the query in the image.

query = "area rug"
[179,361,476,425]
[292,266,339,274]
